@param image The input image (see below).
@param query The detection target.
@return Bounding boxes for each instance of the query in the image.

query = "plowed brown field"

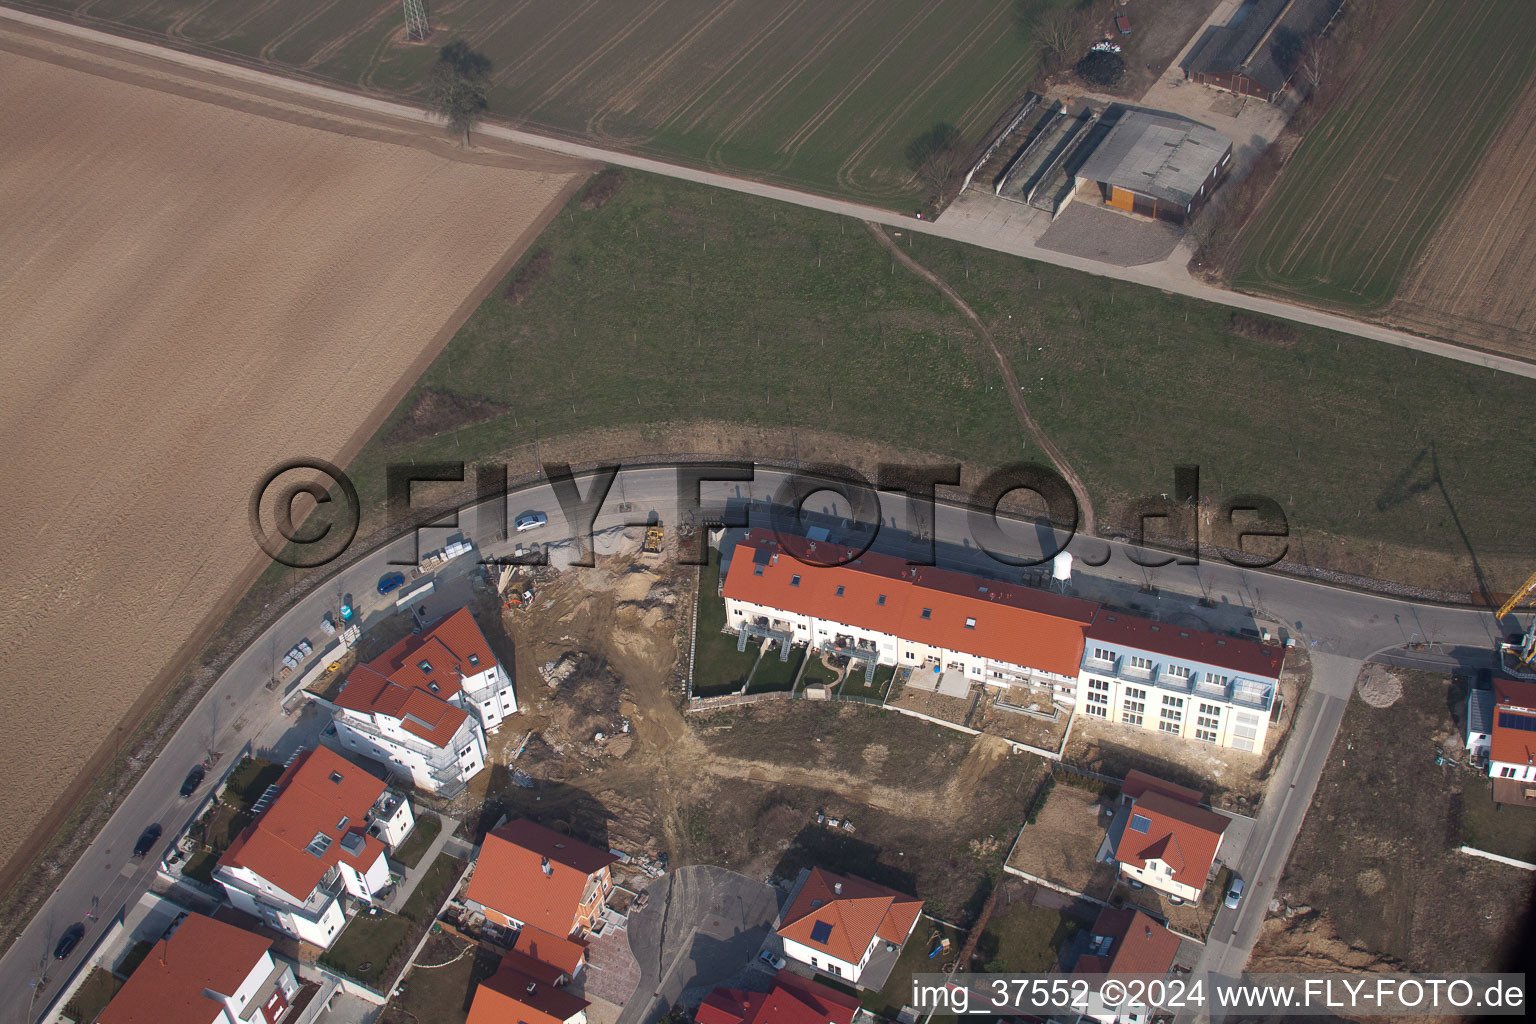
[0,42,581,871]
[1391,75,1536,358]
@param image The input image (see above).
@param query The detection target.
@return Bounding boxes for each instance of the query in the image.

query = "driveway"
[619,866,782,1024]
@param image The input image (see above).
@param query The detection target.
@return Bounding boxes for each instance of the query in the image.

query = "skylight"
[965,617,976,629]
[790,575,802,587]
[305,832,334,857]
[468,654,480,666]
[877,594,886,606]
[1129,814,1151,834]
[921,608,932,619]
[336,815,350,832]
[418,659,433,672]
[328,771,344,784]
[835,585,845,596]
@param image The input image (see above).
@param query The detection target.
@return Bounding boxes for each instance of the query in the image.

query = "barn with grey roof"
[1183,0,1343,102]
[1072,109,1232,223]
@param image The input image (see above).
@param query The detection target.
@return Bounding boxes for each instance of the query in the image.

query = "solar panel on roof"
[810,920,833,943]
[1129,814,1151,833]
[1498,711,1536,733]
[753,548,772,565]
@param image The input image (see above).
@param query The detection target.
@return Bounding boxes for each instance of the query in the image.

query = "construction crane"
[1495,566,1536,670]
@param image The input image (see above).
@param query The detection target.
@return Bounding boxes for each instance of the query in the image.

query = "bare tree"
[427,40,492,146]
[906,123,967,207]
[1034,6,1087,72]
[1298,37,1330,95]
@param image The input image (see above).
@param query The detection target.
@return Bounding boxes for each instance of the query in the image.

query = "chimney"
[541,856,553,876]
[833,881,843,896]
[1145,926,1152,939]
[526,982,537,995]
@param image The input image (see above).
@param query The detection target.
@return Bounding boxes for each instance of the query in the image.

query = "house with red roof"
[722,530,1095,706]
[1072,907,1180,1024]
[775,867,923,987]
[465,950,590,1024]
[96,911,301,1024]
[464,819,618,955]
[214,747,414,949]
[1113,778,1228,903]
[696,969,862,1024]
[330,607,516,796]
[1077,611,1282,752]
[1481,677,1536,804]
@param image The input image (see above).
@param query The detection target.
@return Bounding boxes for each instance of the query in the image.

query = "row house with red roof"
[1076,612,1281,752]
[1112,772,1228,904]
[697,969,862,1024]
[775,867,923,986]
[465,948,590,1024]
[328,608,517,797]
[96,911,302,1024]
[722,530,1097,706]
[1469,677,1536,801]
[214,746,414,949]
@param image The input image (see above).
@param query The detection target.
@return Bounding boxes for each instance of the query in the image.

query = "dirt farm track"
[0,29,584,877]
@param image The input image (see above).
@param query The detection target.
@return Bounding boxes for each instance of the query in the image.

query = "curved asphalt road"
[1,5,1533,382]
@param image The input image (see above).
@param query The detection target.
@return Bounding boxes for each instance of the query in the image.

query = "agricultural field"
[0,30,580,880]
[28,0,1068,204]
[346,168,1536,595]
[1232,0,1536,313]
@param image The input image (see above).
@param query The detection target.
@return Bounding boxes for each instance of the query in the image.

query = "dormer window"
[418,660,432,672]
[468,654,480,667]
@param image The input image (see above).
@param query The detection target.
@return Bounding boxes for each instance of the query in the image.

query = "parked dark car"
[54,923,85,960]
[179,765,205,797]
[377,572,406,595]
[133,824,163,859]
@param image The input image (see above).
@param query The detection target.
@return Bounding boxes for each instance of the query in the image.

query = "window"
[1088,678,1109,692]
[1086,703,1107,717]
[877,594,887,606]
[335,816,350,831]
[1129,814,1151,833]
[1126,686,1146,700]
[1123,699,1144,714]
[1093,647,1115,661]
[790,575,802,587]
[1130,655,1152,670]
[965,617,977,629]
[1162,695,1184,709]
[1197,715,1220,730]
[921,608,932,619]
[1195,728,1218,743]
[1168,665,1192,680]
[305,832,334,857]
[1500,766,1518,778]
[1205,671,1229,686]
[329,771,344,784]
[1088,692,1108,705]
[1159,720,1181,734]
[835,585,845,596]
[1199,702,1222,716]
[753,564,764,576]
[1122,712,1144,727]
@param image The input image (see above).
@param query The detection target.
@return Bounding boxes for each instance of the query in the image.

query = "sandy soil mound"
[1356,665,1404,708]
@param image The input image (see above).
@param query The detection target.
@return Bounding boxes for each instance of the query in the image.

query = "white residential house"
[1076,612,1282,751]
[1483,677,1536,792]
[720,530,1096,706]
[1112,774,1228,904]
[775,868,922,986]
[329,606,516,796]
[1066,907,1180,1024]
[97,911,303,1024]
[215,747,413,949]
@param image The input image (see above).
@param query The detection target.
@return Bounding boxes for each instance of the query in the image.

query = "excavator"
[1494,566,1536,673]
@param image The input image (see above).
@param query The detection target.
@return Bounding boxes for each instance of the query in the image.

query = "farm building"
[1073,110,1232,223]
[1183,0,1343,102]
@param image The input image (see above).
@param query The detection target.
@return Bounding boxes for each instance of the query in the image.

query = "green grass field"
[349,168,1536,590]
[1233,0,1536,308]
[30,0,1062,204]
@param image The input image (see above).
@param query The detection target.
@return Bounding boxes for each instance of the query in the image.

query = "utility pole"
[403,0,430,42]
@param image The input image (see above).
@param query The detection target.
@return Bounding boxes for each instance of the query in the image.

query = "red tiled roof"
[697,970,861,1024]
[467,819,616,939]
[335,607,495,748]
[466,959,589,1024]
[499,947,568,987]
[512,924,588,977]
[1121,770,1204,805]
[1115,790,1227,890]
[98,913,273,1024]
[219,747,387,901]
[1087,612,1282,678]
[777,867,923,965]
[1074,908,1179,977]
[1491,677,1536,765]
[724,531,1095,676]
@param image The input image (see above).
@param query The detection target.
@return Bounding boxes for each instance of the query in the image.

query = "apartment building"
[97,912,302,1024]
[1076,612,1281,751]
[215,747,413,948]
[331,607,515,796]
[722,530,1097,706]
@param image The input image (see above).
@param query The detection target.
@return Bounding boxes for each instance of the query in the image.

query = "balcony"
[338,714,465,776]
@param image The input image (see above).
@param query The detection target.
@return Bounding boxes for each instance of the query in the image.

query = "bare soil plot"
[1005,783,1117,899]
[1257,670,1525,972]
[0,41,581,876]
[1390,74,1536,359]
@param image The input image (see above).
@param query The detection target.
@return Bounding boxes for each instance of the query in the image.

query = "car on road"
[54,923,85,960]
[133,823,163,859]
[1224,876,1245,909]
[514,511,548,532]
[377,572,406,595]
[758,949,786,970]
[179,765,205,797]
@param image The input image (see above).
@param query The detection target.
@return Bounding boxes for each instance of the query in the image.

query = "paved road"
[2,5,1532,382]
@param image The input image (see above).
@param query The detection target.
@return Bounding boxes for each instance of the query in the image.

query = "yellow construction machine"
[1494,566,1536,671]
[642,521,664,555]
